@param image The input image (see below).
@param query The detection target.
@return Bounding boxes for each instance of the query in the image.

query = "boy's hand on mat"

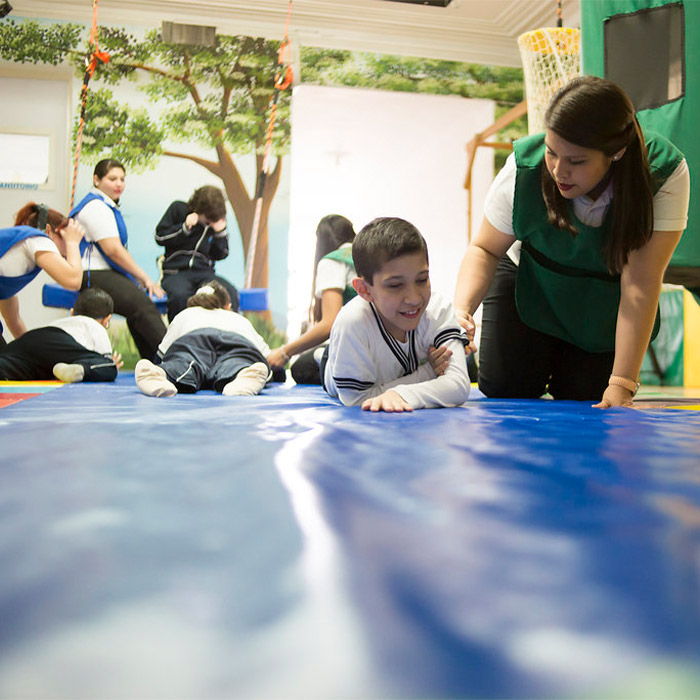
[428,345,452,376]
[112,352,124,369]
[362,390,413,413]
[593,384,634,409]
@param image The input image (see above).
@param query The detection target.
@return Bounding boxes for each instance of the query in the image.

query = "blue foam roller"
[42,283,168,314]
[239,287,268,311]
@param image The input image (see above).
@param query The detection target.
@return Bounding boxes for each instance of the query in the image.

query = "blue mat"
[0,376,699,698]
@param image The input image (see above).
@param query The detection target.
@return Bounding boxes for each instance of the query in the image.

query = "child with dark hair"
[0,287,120,383]
[268,214,356,384]
[323,217,471,412]
[135,280,270,398]
[155,185,239,320]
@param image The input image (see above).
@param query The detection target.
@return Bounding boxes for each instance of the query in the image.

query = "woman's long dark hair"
[309,214,355,323]
[542,76,653,273]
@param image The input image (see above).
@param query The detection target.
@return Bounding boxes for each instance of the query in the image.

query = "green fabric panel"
[580,0,700,267]
[321,246,356,304]
[640,288,684,385]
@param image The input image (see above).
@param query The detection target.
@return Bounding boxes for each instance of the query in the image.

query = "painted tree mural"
[0,19,290,290]
[0,18,524,292]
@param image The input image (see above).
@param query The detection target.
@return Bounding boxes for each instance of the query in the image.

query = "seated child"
[322,217,471,412]
[135,280,270,397]
[0,287,119,383]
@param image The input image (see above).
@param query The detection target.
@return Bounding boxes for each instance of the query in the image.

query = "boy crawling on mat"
[322,216,471,412]
[0,287,120,383]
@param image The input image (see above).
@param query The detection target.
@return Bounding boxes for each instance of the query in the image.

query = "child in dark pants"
[0,287,119,383]
[135,280,270,398]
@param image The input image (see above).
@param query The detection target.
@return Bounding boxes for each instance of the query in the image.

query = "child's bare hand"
[362,389,413,413]
[185,212,199,229]
[428,344,452,376]
[210,217,227,232]
[112,352,124,369]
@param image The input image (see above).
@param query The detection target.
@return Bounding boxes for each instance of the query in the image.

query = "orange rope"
[244,0,293,288]
[70,0,109,208]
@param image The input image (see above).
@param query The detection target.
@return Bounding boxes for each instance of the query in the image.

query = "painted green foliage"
[1,18,290,290]
[0,19,525,286]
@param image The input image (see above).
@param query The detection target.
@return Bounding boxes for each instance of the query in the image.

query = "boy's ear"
[352,277,373,302]
[99,314,112,328]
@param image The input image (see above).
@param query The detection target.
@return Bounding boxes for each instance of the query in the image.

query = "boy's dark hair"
[188,185,227,222]
[352,217,429,284]
[73,288,114,319]
[186,279,231,310]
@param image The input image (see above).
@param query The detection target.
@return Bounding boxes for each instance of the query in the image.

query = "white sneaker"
[222,362,269,396]
[53,363,85,383]
[135,359,177,397]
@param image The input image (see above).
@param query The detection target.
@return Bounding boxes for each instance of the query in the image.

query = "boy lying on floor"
[0,287,120,383]
[322,217,471,412]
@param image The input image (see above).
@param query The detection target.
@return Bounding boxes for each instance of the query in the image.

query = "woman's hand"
[144,279,165,299]
[455,310,478,355]
[593,384,635,409]
[60,219,85,245]
[428,345,452,377]
[267,347,288,369]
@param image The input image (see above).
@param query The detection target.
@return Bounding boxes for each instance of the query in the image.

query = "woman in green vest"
[454,76,689,407]
[268,214,356,384]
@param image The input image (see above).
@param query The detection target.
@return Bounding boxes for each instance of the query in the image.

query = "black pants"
[0,326,117,382]
[478,257,614,401]
[83,270,166,361]
[161,329,268,394]
[161,269,239,322]
[290,348,323,385]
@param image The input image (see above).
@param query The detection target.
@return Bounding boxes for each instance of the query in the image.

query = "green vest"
[512,131,683,352]
[322,245,357,304]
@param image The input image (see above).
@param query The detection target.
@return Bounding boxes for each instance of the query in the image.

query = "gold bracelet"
[608,375,640,396]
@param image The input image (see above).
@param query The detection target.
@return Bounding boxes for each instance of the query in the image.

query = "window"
[0,132,51,189]
[604,3,684,111]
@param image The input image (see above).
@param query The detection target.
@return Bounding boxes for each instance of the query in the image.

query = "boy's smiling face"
[354,252,431,342]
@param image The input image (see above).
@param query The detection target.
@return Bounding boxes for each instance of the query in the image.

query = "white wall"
[287,84,494,337]
[1,69,74,340]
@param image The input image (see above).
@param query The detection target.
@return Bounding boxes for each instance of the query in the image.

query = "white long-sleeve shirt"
[323,293,470,409]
